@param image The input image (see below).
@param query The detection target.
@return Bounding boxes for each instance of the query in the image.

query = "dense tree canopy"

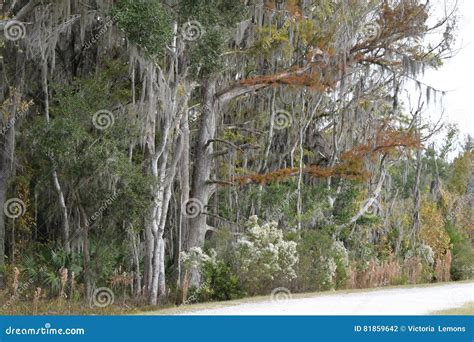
[0,0,472,313]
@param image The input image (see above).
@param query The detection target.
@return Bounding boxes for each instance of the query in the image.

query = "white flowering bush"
[332,240,349,267]
[404,244,434,266]
[318,256,337,288]
[404,243,434,266]
[418,244,435,266]
[315,242,348,290]
[234,215,298,292]
[181,247,217,271]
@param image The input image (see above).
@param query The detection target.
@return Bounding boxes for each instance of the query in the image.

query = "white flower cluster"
[332,240,349,267]
[418,243,435,266]
[181,247,217,270]
[235,216,299,282]
[319,256,337,287]
[404,243,434,265]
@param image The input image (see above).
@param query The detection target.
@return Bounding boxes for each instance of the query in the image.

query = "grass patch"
[431,302,474,315]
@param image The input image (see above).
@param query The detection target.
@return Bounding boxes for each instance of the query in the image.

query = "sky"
[421,0,474,147]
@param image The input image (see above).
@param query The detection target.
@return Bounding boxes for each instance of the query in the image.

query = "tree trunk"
[143,212,154,297]
[187,80,217,287]
[411,146,422,244]
[79,206,92,301]
[127,224,142,298]
[178,117,190,289]
[0,52,25,286]
[149,116,186,304]
[41,59,70,253]
[0,173,6,287]
[0,125,13,286]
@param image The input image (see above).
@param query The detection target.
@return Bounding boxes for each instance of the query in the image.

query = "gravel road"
[179,282,474,315]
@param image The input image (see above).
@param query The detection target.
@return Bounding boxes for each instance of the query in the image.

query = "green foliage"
[347,230,377,267]
[2,0,469,311]
[178,0,246,76]
[27,63,152,229]
[446,222,474,280]
[189,28,226,75]
[20,246,83,297]
[333,183,360,224]
[391,274,409,285]
[295,229,348,291]
[420,199,451,258]
[112,0,172,58]
[447,151,473,195]
[253,21,294,59]
[198,261,245,302]
[20,65,151,296]
[179,0,245,27]
[239,181,330,229]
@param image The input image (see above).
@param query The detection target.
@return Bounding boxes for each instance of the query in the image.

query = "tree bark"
[179,112,191,289]
[41,59,71,253]
[79,206,92,301]
[0,174,6,286]
[187,80,217,287]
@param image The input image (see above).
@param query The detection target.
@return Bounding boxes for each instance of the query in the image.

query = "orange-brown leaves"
[379,1,429,40]
[264,0,301,17]
[235,167,299,185]
[232,130,420,187]
[348,129,421,158]
[233,162,368,186]
[239,67,336,92]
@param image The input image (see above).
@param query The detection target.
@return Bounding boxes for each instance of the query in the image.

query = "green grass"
[431,302,474,315]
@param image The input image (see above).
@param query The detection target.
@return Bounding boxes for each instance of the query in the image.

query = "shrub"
[420,200,451,258]
[181,247,216,271]
[234,216,298,294]
[198,261,245,302]
[446,222,474,280]
[181,248,244,302]
[295,229,348,291]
